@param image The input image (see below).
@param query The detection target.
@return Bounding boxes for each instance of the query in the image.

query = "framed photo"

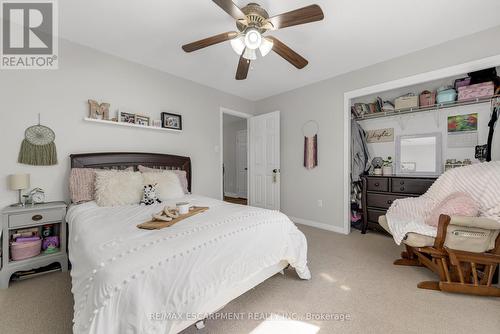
[161,112,182,130]
[119,111,136,124]
[135,114,150,126]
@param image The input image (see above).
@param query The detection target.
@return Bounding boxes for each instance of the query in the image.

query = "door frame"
[236,129,248,198]
[220,107,252,201]
[343,54,500,235]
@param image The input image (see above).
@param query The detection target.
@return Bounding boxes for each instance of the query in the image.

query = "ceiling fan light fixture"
[242,48,257,60]
[244,28,262,50]
[230,35,245,55]
[259,37,273,57]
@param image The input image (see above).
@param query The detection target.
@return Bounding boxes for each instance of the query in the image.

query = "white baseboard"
[289,216,348,235]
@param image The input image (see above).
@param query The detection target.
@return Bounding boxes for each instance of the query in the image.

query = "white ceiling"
[60,0,500,101]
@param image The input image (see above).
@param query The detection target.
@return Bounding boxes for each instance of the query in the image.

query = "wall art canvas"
[447,113,478,133]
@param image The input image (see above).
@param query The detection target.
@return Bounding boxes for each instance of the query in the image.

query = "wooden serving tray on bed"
[137,206,209,230]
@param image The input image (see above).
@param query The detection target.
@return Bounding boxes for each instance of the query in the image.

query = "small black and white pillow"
[141,183,162,205]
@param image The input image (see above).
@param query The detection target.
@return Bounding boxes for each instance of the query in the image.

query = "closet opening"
[344,57,500,235]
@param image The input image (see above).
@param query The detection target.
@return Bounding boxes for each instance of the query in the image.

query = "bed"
[67,152,311,334]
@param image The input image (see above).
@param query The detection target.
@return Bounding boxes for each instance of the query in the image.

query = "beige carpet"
[1,225,499,334]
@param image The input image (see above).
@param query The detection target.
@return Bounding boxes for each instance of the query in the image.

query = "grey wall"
[255,25,500,230]
[2,26,500,230]
[0,39,255,207]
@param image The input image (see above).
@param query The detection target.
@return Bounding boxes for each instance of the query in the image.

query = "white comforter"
[67,195,310,334]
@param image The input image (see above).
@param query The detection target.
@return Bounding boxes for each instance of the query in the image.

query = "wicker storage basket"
[11,239,42,261]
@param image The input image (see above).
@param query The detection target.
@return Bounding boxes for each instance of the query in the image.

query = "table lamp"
[9,174,30,207]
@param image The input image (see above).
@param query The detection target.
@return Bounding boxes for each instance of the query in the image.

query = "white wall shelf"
[83,117,182,133]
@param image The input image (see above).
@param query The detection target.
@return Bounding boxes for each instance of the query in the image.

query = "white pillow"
[142,171,184,200]
[94,170,143,207]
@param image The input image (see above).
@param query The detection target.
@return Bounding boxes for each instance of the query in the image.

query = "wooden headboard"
[70,152,192,192]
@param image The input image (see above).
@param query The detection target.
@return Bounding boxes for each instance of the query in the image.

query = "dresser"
[361,175,437,234]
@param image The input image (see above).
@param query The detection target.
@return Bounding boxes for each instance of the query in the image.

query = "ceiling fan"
[182,1,324,80]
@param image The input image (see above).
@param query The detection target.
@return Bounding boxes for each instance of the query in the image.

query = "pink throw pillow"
[69,167,133,203]
[69,168,97,203]
[425,192,479,227]
[138,165,189,194]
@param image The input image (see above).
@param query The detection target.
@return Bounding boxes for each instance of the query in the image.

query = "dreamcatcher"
[18,114,58,166]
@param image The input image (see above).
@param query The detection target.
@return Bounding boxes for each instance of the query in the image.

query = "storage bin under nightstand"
[0,202,68,288]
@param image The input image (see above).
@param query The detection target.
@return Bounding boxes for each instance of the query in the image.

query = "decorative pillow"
[138,165,189,194]
[425,192,479,227]
[142,171,184,201]
[69,168,97,203]
[69,167,133,203]
[141,183,162,206]
[94,170,143,207]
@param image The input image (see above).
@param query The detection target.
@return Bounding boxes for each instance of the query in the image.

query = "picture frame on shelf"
[118,111,136,123]
[135,114,150,126]
[161,112,182,130]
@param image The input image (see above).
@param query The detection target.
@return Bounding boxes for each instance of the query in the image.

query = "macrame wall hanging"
[302,120,319,170]
[18,114,58,166]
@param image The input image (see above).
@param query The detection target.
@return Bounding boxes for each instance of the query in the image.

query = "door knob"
[272,169,279,183]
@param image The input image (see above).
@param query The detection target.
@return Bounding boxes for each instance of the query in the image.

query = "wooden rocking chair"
[380,214,500,297]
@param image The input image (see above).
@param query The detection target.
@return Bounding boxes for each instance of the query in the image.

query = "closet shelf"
[354,94,499,121]
[83,118,182,133]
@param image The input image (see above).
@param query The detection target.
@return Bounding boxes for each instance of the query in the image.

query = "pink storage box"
[10,239,42,261]
[419,90,436,107]
[458,81,494,101]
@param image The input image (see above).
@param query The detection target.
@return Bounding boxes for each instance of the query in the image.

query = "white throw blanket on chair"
[386,162,500,244]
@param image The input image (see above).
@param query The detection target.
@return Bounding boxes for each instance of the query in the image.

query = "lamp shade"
[9,174,30,190]
[259,37,274,57]
[243,48,257,60]
[230,36,245,56]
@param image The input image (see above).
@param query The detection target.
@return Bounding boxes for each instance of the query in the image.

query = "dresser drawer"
[391,178,434,194]
[367,209,386,223]
[366,177,389,192]
[8,208,65,229]
[367,193,406,209]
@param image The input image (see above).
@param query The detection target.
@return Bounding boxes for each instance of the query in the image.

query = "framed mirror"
[395,133,442,176]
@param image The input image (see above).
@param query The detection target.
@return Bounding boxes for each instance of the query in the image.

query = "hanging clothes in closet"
[351,119,371,210]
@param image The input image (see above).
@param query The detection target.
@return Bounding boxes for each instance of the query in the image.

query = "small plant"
[383,156,392,167]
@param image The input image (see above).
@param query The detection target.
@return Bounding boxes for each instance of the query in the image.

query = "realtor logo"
[1,0,58,69]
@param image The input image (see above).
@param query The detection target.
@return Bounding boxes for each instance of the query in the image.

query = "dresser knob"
[387,200,393,205]
[374,182,380,187]
[400,181,405,185]
[32,214,43,221]
[400,187,405,191]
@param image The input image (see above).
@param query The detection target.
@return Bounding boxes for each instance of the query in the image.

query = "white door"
[249,111,280,210]
[236,130,248,198]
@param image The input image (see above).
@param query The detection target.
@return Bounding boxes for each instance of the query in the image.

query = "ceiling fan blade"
[212,0,247,21]
[266,4,324,30]
[236,54,250,80]
[182,31,238,52]
[267,36,308,69]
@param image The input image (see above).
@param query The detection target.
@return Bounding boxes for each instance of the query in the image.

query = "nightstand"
[0,202,68,288]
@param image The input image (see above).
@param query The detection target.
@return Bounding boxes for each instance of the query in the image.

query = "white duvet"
[66,195,310,334]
